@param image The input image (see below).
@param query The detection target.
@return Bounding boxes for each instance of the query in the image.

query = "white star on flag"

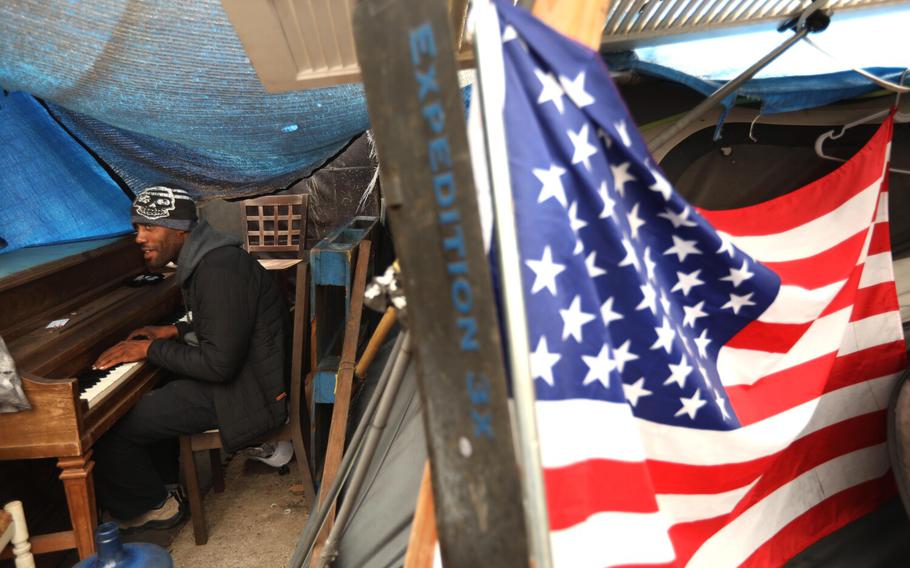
[611,339,638,373]
[585,251,606,278]
[626,203,646,240]
[664,355,693,388]
[559,71,594,107]
[568,123,598,171]
[597,181,615,218]
[534,68,565,113]
[610,162,635,196]
[623,377,652,408]
[533,164,568,208]
[682,300,708,328]
[675,388,708,420]
[672,269,704,296]
[614,120,631,147]
[693,328,711,358]
[651,316,676,353]
[721,260,755,288]
[525,246,565,295]
[560,295,596,341]
[568,201,587,255]
[581,344,616,387]
[600,297,623,327]
[529,336,560,386]
[664,235,701,262]
[716,231,736,257]
[722,292,756,314]
[618,238,641,270]
[658,206,698,228]
[648,166,674,201]
[715,392,731,420]
[636,283,658,315]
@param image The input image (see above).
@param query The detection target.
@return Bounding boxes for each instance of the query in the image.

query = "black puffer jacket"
[147,221,290,452]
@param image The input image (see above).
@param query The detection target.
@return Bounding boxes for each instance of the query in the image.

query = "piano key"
[78,313,190,408]
[79,361,141,408]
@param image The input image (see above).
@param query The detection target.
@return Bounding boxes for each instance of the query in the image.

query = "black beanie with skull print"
[130,186,198,231]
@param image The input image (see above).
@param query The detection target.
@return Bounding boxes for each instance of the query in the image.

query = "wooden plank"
[1,530,76,559]
[532,0,613,49]
[310,240,371,567]
[355,307,398,380]
[352,1,529,565]
[404,461,438,568]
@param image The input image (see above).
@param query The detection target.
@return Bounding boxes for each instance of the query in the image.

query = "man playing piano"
[91,185,291,531]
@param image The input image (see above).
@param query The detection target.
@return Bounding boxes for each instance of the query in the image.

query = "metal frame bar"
[472,1,553,567]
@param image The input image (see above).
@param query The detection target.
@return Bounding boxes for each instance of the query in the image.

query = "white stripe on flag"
[549,511,676,568]
[536,373,897,467]
[757,280,848,324]
[718,308,852,387]
[687,443,891,568]
[536,399,645,466]
[837,311,904,356]
[656,480,757,525]
[875,191,889,223]
[859,252,897,289]
[727,178,882,263]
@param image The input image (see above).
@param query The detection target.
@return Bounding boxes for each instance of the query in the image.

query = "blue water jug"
[74,522,173,568]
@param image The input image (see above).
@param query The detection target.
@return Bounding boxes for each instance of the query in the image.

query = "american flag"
[488,2,907,566]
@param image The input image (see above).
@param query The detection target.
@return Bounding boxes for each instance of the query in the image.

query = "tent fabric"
[291,333,426,568]
[0,92,132,254]
[609,55,908,115]
[0,0,370,197]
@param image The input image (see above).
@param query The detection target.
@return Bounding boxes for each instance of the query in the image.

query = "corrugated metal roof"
[600,0,910,50]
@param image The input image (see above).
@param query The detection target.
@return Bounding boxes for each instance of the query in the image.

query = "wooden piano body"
[0,237,182,559]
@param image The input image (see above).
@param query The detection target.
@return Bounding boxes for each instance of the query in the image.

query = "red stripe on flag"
[868,221,892,256]
[697,123,889,236]
[849,282,900,322]
[763,229,868,289]
[726,342,905,426]
[544,459,658,530]
[645,410,886,496]
[740,475,895,568]
[727,285,899,354]
[725,320,812,353]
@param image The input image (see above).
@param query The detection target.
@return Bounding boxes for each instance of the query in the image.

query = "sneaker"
[241,440,294,468]
[113,491,185,532]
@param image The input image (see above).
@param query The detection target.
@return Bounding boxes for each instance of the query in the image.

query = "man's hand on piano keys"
[127,324,179,341]
[92,339,152,371]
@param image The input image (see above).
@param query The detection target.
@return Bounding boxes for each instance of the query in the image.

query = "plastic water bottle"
[73,522,173,568]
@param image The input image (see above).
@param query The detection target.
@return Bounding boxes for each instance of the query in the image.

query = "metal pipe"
[472,1,553,567]
[649,0,829,153]
[289,332,408,568]
[647,26,808,152]
[317,333,414,566]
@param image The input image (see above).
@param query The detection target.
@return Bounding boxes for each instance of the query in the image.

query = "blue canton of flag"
[496,2,780,430]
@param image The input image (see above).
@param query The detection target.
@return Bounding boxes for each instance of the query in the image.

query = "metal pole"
[648,26,808,152]
[317,332,414,567]
[472,1,553,567]
[289,331,410,568]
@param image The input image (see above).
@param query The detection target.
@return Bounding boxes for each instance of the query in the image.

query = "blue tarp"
[0,92,132,254]
[0,0,370,199]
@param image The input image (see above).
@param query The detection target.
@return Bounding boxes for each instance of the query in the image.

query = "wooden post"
[353,1,529,565]
[355,307,398,380]
[403,462,437,568]
[532,0,613,50]
[58,451,97,559]
[311,241,372,566]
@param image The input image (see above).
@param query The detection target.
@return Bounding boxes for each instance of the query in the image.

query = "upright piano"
[0,237,182,559]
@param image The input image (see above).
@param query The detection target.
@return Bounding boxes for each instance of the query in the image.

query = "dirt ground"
[169,456,310,568]
[117,454,311,568]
